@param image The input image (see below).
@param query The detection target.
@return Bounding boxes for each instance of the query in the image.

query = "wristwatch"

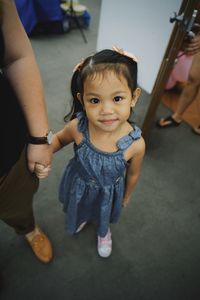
[28,130,53,145]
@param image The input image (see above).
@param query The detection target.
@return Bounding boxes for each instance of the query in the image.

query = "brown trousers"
[0,148,39,235]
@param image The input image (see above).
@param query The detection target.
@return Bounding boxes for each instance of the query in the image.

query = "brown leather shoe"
[25,227,53,263]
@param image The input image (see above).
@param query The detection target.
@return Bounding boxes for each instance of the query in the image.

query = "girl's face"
[78,71,140,133]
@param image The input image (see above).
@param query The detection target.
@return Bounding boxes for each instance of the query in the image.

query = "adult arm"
[1,0,52,172]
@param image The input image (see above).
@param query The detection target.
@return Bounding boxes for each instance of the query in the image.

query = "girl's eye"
[90,98,99,104]
[113,96,123,102]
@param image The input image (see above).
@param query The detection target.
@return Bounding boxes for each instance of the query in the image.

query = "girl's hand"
[122,197,130,208]
[34,163,51,179]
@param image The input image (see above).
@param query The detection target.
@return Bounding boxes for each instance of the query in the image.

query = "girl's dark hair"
[65,49,138,121]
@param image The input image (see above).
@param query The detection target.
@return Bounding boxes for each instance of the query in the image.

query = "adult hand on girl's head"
[27,144,53,175]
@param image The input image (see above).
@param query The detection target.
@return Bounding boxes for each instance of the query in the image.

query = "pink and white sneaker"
[97,229,112,258]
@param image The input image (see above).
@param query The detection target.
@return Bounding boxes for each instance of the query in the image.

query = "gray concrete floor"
[1,1,200,299]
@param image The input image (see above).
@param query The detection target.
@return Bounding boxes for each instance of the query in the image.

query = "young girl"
[36,47,145,258]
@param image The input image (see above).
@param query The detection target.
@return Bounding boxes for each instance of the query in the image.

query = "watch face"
[47,131,53,144]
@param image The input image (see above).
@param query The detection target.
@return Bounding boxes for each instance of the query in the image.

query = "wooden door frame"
[142,0,197,139]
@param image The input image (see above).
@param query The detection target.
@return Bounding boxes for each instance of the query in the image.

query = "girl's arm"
[123,137,145,207]
[51,119,78,153]
[34,119,77,178]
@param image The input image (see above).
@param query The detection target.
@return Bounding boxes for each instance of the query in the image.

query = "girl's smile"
[99,118,119,125]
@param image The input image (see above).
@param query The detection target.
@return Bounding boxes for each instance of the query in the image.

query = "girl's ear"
[131,88,141,107]
[77,93,84,106]
[77,93,82,102]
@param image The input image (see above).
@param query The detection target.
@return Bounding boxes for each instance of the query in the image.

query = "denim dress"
[59,112,142,237]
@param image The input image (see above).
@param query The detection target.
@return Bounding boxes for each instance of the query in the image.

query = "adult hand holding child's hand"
[34,163,51,179]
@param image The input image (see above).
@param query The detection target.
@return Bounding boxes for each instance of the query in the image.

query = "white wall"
[97,0,182,94]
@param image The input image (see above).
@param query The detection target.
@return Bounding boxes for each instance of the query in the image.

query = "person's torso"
[0,29,28,176]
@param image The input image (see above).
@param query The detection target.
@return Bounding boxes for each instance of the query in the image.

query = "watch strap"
[28,130,53,145]
[28,136,48,144]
